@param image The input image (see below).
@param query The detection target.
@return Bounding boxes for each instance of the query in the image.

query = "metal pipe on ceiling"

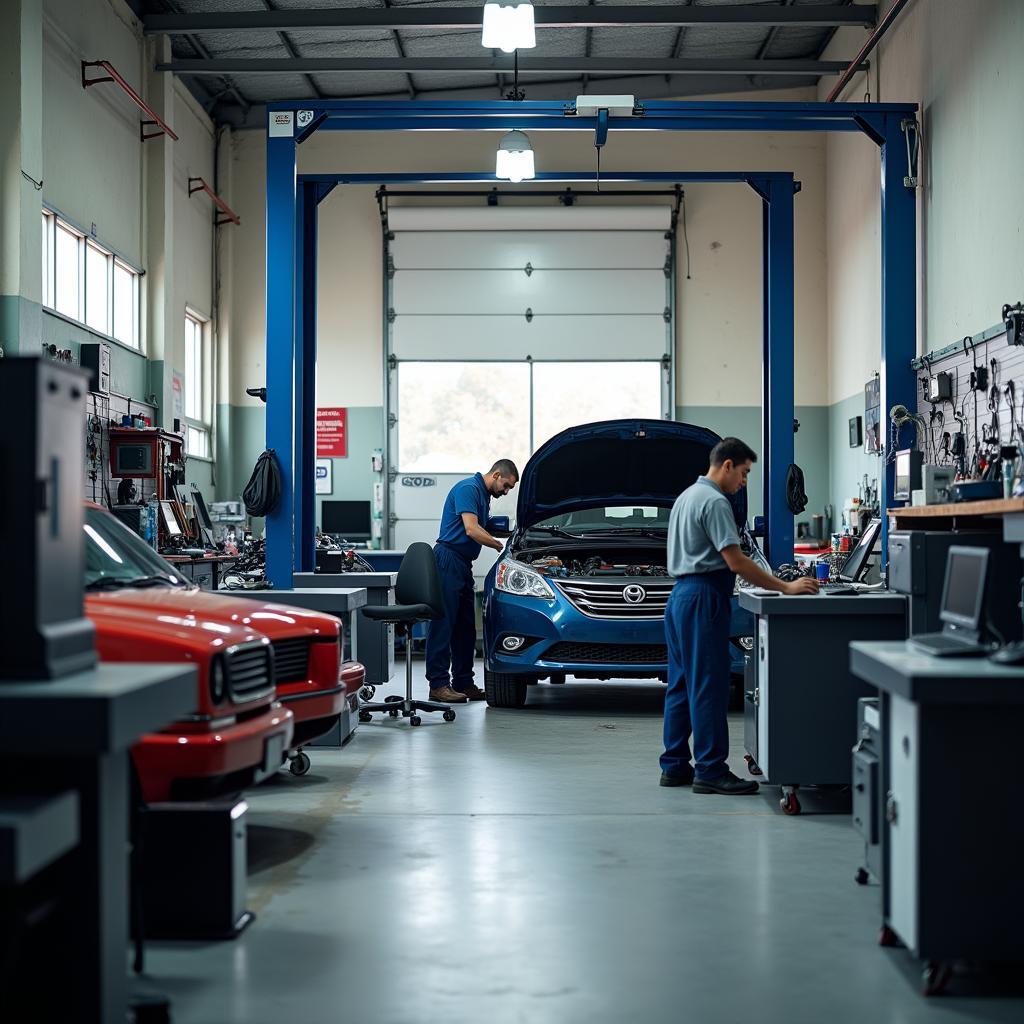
[827,0,915,102]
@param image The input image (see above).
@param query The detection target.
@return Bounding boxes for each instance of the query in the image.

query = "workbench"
[738,591,907,814]
[294,571,397,686]
[0,663,196,1023]
[849,641,1024,992]
[226,588,368,745]
[886,495,1024,532]
[164,552,239,590]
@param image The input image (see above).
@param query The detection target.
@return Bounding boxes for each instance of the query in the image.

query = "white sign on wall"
[269,111,294,137]
[315,459,333,494]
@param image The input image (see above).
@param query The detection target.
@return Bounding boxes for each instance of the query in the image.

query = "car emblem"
[622,584,646,604]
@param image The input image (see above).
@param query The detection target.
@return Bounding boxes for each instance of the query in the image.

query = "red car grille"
[227,642,275,703]
[271,637,312,683]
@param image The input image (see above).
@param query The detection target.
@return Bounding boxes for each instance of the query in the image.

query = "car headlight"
[209,655,227,704]
[495,559,555,600]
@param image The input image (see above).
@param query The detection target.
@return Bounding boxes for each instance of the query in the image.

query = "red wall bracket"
[188,177,241,226]
[81,60,179,142]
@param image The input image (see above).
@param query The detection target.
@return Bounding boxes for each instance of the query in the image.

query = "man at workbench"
[425,460,519,704]
[660,437,818,794]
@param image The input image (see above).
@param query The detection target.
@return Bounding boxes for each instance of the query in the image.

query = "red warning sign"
[316,407,347,457]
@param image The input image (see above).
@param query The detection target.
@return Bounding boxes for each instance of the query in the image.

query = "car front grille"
[544,641,668,665]
[271,636,311,683]
[227,641,275,703]
[553,579,673,619]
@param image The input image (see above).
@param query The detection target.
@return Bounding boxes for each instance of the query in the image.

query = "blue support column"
[761,198,771,544]
[878,115,918,556]
[763,178,795,567]
[294,182,319,573]
[265,131,298,589]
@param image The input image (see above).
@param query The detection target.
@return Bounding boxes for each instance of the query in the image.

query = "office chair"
[358,542,454,727]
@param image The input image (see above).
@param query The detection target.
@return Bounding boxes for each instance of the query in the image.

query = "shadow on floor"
[247,824,317,876]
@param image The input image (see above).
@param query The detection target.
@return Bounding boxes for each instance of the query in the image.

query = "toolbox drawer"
[852,746,880,845]
[742,653,757,764]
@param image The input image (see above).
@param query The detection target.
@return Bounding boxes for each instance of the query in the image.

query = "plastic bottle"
[145,496,159,549]
[1003,459,1014,500]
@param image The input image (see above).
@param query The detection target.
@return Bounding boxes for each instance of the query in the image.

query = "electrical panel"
[925,372,951,403]
[80,342,111,395]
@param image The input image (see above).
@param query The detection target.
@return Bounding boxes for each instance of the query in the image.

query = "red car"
[83,503,363,800]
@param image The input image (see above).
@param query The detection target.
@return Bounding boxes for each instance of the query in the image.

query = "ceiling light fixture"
[482,2,536,53]
[495,130,535,183]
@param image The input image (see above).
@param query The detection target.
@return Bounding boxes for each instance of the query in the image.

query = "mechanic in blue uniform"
[426,459,519,703]
[660,438,817,793]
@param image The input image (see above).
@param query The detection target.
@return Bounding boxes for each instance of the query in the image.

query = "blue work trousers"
[424,544,477,693]
[661,569,736,781]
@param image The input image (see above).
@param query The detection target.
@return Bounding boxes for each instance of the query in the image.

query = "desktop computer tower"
[888,530,1022,641]
[0,358,96,679]
[140,799,252,939]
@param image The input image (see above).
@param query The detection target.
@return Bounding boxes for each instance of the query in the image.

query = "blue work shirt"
[436,473,492,563]
[667,476,741,577]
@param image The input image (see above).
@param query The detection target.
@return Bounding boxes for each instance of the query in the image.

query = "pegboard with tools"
[83,392,158,506]
[908,301,1024,487]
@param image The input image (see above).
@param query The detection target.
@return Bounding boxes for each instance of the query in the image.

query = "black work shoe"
[659,771,694,787]
[692,771,760,795]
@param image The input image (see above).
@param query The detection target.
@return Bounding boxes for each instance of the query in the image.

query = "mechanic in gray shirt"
[660,437,817,794]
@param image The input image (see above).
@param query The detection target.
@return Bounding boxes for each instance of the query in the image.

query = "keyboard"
[819,584,857,595]
[910,632,986,656]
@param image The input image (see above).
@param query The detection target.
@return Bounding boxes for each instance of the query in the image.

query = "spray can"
[1003,458,1015,500]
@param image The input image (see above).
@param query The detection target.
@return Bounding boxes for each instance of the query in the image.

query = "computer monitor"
[321,500,372,541]
[939,546,988,632]
[838,517,881,583]
[159,500,182,538]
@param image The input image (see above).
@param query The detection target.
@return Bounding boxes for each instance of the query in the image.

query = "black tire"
[410,715,422,727]
[289,751,311,777]
[484,669,530,708]
[443,709,456,723]
[358,710,372,723]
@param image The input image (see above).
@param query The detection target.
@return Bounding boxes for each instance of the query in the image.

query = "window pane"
[54,223,80,319]
[113,262,136,347]
[185,317,202,420]
[41,214,51,307]
[532,362,663,450]
[186,425,209,459]
[85,243,110,334]
[397,362,530,473]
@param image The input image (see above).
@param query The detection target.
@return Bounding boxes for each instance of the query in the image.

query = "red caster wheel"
[744,754,763,777]
[780,791,801,815]
[878,925,900,948]
[922,962,952,996]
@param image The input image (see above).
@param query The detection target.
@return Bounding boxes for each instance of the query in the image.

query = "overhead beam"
[158,57,864,77]
[144,5,877,34]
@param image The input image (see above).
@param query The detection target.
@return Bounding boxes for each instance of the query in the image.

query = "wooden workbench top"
[887,496,1024,527]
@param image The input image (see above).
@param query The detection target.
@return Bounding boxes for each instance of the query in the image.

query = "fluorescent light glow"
[482,2,536,53]
[496,130,535,182]
[83,523,123,564]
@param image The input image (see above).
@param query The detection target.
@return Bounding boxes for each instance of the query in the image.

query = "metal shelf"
[81,60,179,142]
[188,177,241,226]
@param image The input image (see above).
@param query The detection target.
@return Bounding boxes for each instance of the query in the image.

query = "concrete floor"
[146,663,1022,1023]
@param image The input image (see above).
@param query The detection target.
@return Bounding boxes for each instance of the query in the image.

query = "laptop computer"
[909,546,990,657]
[819,518,882,595]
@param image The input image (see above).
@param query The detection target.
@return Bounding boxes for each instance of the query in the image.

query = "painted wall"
[34,0,219,497]
[820,0,1024,516]
[224,87,832,531]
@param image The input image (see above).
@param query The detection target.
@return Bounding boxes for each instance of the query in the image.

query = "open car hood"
[516,418,747,531]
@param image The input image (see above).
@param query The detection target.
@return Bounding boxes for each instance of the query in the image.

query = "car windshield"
[531,506,670,534]
[83,507,190,591]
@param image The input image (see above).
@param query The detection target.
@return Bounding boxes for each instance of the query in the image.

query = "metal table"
[737,590,907,814]
[850,641,1024,991]
[0,664,195,1024]
[293,572,397,686]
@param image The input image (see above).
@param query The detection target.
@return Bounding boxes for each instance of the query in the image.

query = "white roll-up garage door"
[385,205,675,583]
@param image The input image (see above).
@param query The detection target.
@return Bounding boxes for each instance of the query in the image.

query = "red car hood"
[86,587,340,643]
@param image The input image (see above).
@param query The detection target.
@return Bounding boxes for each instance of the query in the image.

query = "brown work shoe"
[459,684,487,701]
[429,685,468,703]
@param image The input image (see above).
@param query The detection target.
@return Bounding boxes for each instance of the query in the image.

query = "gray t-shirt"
[666,476,742,577]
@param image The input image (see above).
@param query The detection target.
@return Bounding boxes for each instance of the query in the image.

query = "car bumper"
[132,703,295,803]
[485,588,751,678]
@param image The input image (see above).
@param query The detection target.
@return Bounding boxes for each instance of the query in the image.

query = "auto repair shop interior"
[4,1,1024,1021]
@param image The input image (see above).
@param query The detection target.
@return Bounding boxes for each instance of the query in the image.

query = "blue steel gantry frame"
[264,99,919,589]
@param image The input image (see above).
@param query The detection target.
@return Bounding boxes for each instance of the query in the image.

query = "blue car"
[482,419,763,708]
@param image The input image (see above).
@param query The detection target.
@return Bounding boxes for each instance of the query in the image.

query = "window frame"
[184,308,213,460]
[41,206,143,353]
